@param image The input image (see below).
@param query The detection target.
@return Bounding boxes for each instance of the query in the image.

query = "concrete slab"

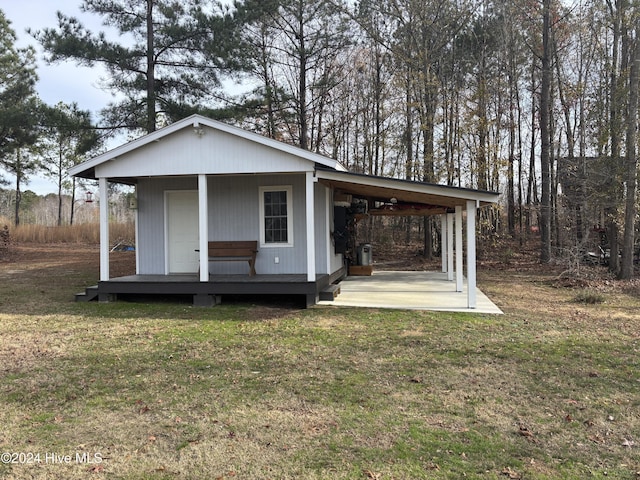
[317,271,503,314]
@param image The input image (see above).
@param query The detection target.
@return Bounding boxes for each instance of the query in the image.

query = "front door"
[166,190,199,273]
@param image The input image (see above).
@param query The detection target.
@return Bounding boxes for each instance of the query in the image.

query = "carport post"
[441,214,447,273]
[466,200,477,308]
[446,212,454,281]
[305,171,316,282]
[455,205,463,292]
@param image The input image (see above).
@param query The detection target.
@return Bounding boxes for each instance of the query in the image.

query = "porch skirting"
[80,269,345,307]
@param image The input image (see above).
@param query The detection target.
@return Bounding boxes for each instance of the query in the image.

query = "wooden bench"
[205,241,258,276]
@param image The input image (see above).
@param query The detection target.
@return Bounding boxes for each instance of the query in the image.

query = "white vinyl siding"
[137,174,345,276]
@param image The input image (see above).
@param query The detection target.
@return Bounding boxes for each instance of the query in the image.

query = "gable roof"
[69,114,347,179]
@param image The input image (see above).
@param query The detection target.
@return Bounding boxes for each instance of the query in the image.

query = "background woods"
[2,0,640,277]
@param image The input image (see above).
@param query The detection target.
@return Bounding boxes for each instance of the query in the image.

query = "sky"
[2,0,119,195]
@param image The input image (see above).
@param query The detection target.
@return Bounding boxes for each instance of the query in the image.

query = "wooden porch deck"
[77,270,344,307]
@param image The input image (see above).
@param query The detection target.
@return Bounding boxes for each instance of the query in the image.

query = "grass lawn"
[0,244,639,479]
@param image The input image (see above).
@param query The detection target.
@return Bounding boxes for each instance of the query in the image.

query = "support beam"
[134,189,140,274]
[305,171,316,283]
[455,205,463,292]
[446,212,454,281]
[325,186,332,275]
[198,174,209,282]
[466,200,478,308]
[99,177,109,281]
[441,214,447,273]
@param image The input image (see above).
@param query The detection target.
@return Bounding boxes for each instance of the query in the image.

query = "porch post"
[305,171,316,282]
[99,177,109,281]
[325,185,332,274]
[446,212,454,281]
[466,200,477,308]
[198,174,209,282]
[455,205,463,292]
[134,187,140,274]
[441,214,447,273]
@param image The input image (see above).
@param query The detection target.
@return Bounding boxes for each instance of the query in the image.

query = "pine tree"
[38,102,100,225]
[0,10,38,161]
[0,10,40,225]
[33,0,264,134]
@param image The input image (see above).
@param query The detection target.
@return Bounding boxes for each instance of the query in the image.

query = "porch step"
[319,284,341,301]
[349,265,373,276]
[75,285,99,302]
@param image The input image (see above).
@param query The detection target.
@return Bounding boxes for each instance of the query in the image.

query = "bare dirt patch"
[0,242,135,279]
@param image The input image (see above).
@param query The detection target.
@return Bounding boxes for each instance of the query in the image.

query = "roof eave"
[315,169,500,205]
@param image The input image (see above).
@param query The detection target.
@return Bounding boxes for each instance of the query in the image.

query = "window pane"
[263,189,289,244]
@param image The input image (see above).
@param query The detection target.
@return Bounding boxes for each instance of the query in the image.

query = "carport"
[318,271,502,313]
[316,169,500,310]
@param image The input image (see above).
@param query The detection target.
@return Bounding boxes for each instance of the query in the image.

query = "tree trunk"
[70,178,77,226]
[57,148,63,226]
[146,0,156,133]
[374,47,382,176]
[477,66,489,191]
[13,151,22,227]
[507,69,516,237]
[539,0,552,263]
[422,83,436,260]
[607,0,627,274]
[297,1,308,150]
[619,24,640,279]
[526,60,538,238]
[258,23,276,139]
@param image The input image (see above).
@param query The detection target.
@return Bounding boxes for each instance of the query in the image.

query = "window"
[259,186,293,247]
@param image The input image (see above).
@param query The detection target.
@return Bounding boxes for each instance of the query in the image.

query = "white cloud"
[4,0,115,116]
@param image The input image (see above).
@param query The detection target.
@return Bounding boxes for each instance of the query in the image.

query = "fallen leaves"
[501,466,521,479]
[88,464,104,473]
[621,438,635,448]
[215,472,236,479]
[517,425,536,442]
[134,399,153,414]
[588,433,606,444]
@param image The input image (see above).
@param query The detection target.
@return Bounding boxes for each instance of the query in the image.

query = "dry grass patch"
[5,222,134,245]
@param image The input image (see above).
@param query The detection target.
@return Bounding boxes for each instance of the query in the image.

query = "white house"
[71,114,499,307]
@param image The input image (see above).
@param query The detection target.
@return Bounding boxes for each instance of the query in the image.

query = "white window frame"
[259,185,294,248]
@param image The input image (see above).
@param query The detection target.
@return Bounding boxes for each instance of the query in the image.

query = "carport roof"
[315,169,500,214]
